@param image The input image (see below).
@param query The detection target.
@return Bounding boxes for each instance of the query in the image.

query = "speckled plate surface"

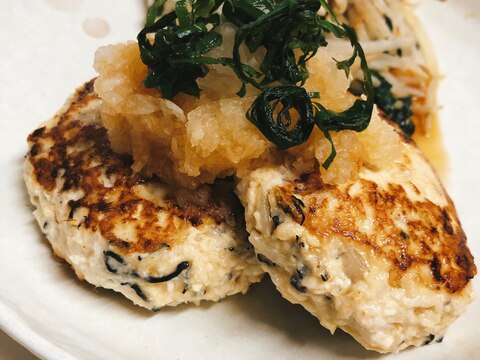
[0,1,479,359]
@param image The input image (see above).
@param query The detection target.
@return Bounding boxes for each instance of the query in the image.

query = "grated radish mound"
[94,40,403,188]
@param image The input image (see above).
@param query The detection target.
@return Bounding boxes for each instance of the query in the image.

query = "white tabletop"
[0,329,39,360]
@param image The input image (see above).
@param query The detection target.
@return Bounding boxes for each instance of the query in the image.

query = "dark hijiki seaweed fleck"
[104,251,126,273]
[290,265,309,293]
[272,215,281,229]
[104,251,190,285]
[129,283,149,302]
[68,199,82,220]
[291,195,306,225]
[257,254,276,267]
[295,235,306,248]
[297,265,308,279]
[290,273,307,293]
[422,334,435,346]
[144,261,190,283]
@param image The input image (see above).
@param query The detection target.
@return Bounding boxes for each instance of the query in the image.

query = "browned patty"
[28,80,237,254]
[273,171,475,293]
[24,80,263,309]
[237,110,476,352]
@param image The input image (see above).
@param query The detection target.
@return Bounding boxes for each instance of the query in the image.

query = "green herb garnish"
[138,0,375,168]
[371,70,415,136]
[138,0,226,98]
[247,85,315,149]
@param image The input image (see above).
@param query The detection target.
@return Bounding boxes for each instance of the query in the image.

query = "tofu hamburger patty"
[24,80,263,310]
[236,110,476,353]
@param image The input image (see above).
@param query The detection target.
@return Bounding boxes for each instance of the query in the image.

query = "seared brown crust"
[27,80,230,255]
[274,172,476,293]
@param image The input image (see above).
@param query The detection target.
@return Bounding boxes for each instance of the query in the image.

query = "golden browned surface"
[272,171,476,293]
[27,81,237,255]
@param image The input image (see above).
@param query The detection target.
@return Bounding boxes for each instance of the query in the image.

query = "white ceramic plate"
[1,1,479,359]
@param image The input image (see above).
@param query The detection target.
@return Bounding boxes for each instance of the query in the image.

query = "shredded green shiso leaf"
[371,70,415,136]
[137,0,376,169]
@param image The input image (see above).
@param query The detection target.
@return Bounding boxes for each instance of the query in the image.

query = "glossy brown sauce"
[413,113,450,182]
